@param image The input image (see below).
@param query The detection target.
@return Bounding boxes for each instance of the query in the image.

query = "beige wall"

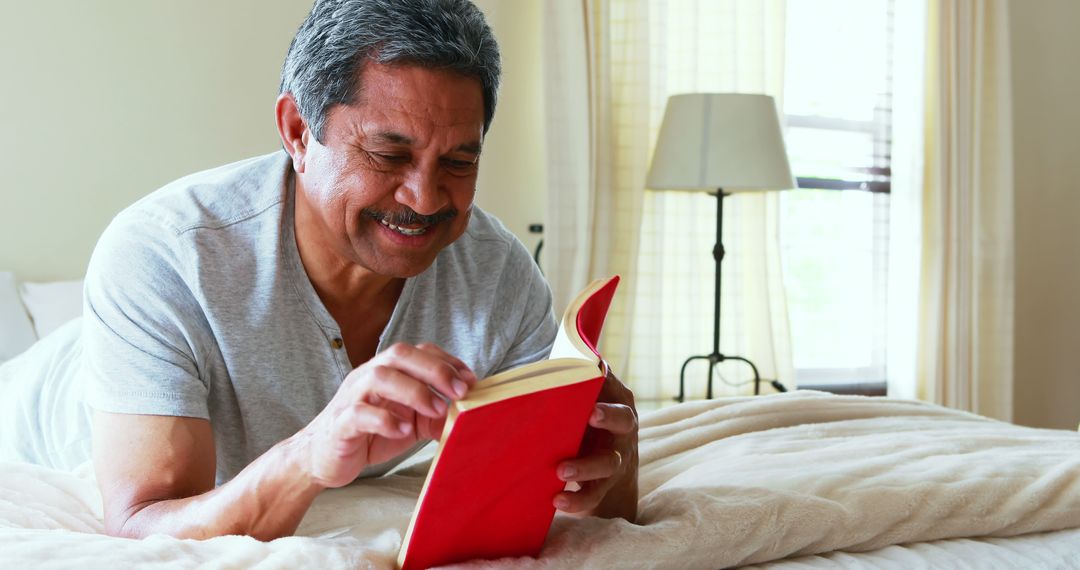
[472,0,547,255]
[0,0,545,282]
[0,1,310,281]
[1011,0,1080,430]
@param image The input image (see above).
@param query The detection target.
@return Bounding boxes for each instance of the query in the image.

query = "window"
[780,0,894,387]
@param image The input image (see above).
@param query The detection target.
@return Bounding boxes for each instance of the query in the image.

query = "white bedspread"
[2,392,1079,568]
[746,527,1080,569]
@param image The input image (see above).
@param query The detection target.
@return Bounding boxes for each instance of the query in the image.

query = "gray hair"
[281,0,501,142]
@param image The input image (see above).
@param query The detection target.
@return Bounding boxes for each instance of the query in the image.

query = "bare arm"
[93,412,322,540]
[93,343,476,540]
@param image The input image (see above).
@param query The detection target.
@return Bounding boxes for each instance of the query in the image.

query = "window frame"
[787,113,892,194]
[776,187,891,388]
[778,0,895,392]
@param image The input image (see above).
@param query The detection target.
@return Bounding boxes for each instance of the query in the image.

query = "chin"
[361,252,440,279]
[353,219,461,277]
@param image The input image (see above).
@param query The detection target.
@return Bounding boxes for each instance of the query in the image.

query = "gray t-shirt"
[82,151,557,483]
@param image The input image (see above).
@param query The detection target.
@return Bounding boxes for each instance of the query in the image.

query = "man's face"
[295,62,485,278]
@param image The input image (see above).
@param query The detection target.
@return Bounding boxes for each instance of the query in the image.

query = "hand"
[292,342,477,489]
[553,365,639,521]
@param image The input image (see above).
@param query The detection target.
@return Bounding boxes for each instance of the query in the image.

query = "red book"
[398,276,620,570]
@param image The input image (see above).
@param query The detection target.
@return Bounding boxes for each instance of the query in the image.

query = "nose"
[395,164,448,216]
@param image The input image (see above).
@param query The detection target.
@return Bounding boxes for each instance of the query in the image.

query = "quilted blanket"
[2,391,1079,568]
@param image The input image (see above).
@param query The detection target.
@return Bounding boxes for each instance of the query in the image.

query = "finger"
[379,399,421,424]
[377,343,471,400]
[597,369,636,405]
[368,365,449,418]
[416,413,449,441]
[415,343,478,384]
[383,401,447,441]
[371,385,451,422]
[336,403,413,441]
[553,481,605,514]
[557,449,623,483]
[589,403,638,435]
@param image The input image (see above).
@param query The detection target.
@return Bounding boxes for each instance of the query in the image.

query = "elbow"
[103,520,139,539]
[101,499,157,539]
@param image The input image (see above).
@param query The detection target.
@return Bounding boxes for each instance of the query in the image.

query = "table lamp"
[646,93,795,400]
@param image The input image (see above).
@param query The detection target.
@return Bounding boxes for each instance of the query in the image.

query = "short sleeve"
[490,242,558,374]
[81,211,212,419]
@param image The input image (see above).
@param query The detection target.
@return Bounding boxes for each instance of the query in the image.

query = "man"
[80,0,638,541]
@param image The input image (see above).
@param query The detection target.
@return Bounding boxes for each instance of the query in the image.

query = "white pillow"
[0,272,38,362]
[20,279,85,339]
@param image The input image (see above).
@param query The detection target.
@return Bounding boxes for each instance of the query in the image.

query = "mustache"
[362,207,459,227]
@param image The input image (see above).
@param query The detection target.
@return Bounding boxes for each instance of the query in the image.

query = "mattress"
[1,392,1078,568]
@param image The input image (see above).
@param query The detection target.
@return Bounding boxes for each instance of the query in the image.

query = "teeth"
[380,218,428,236]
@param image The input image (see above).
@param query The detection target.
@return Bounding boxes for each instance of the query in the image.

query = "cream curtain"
[541,0,649,380]
[543,0,793,401]
[918,0,1014,420]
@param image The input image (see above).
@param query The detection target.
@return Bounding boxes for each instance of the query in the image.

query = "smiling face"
[287,62,485,279]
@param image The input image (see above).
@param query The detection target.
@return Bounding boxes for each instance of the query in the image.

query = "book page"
[478,358,586,390]
[547,276,619,362]
[548,325,589,361]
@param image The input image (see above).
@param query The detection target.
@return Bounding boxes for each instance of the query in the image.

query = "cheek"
[327,191,355,233]
[448,199,474,239]
[313,158,375,226]
[312,176,351,226]
[448,179,478,211]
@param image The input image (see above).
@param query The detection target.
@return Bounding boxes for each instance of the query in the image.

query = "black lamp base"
[676,352,767,401]
[674,189,787,402]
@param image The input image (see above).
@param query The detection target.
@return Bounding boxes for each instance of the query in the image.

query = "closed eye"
[361,149,411,171]
[371,152,410,163]
[442,157,479,176]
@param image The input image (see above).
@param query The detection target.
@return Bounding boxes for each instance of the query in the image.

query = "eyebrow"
[370,131,482,155]
[371,132,413,145]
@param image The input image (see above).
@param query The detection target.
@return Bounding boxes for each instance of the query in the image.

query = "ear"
[275,93,311,173]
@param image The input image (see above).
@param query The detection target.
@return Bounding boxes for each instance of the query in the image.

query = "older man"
[81,0,637,541]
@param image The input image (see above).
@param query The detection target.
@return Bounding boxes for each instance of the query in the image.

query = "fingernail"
[554,497,569,510]
[398,421,412,434]
[433,398,447,415]
[592,407,605,422]
[452,379,468,398]
[561,466,577,480]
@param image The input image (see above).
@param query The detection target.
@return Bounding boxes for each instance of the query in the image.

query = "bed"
[2,275,1080,568]
[0,271,83,364]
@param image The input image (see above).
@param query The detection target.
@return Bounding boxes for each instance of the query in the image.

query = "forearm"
[110,437,323,541]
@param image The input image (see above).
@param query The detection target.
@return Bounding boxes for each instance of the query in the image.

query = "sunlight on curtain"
[918,0,1013,421]
[541,0,650,383]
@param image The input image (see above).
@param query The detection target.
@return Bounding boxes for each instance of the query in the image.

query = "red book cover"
[398,276,619,569]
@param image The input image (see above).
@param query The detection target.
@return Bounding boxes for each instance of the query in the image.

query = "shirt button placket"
[330,336,349,369]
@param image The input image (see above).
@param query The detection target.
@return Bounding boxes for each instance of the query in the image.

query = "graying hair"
[280,0,501,142]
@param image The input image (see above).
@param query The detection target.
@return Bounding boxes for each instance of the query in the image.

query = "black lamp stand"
[675,189,765,402]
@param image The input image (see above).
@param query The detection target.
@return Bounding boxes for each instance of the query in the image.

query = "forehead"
[328,62,485,144]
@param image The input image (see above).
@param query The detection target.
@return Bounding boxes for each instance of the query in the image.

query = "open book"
[397,276,620,570]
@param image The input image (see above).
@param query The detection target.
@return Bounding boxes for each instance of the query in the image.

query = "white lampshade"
[646,93,796,193]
